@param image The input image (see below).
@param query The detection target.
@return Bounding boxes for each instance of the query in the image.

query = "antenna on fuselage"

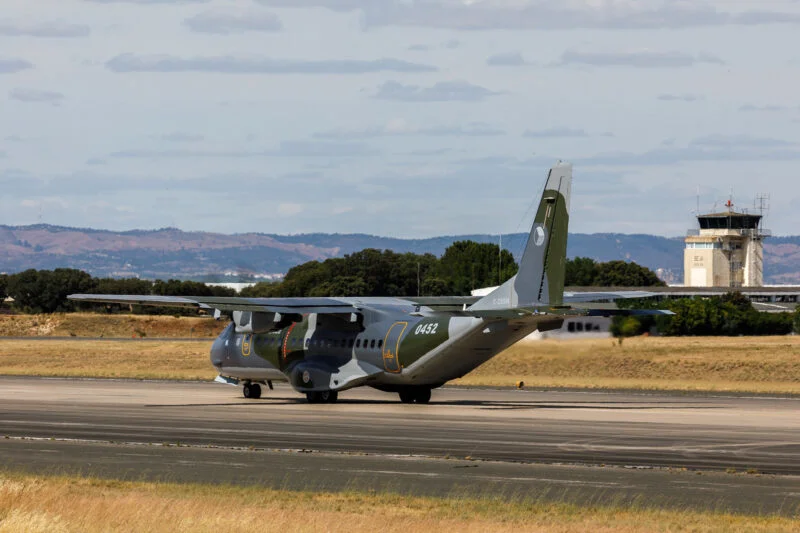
[498,233,502,286]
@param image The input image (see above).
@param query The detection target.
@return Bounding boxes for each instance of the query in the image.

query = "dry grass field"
[0,474,796,533]
[0,313,226,339]
[0,334,799,393]
[453,336,800,394]
[0,340,214,381]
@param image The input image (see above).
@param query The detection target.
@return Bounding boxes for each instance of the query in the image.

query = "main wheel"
[414,388,431,404]
[399,390,415,404]
[321,390,338,404]
[243,383,253,399]
[249,384,262,399]
[306,391,320,404]
[306,390,338,404]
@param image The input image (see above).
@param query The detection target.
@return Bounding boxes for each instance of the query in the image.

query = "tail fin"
[470,162,572,312]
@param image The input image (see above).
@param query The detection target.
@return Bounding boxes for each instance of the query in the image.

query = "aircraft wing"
[67,294,360,315]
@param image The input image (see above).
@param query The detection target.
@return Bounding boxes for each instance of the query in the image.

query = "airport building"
[684,199,771,288]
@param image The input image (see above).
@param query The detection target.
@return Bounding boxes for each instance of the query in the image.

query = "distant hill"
[0,224,798,284]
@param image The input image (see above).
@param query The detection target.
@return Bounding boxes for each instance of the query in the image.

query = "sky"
[2,0,800,239]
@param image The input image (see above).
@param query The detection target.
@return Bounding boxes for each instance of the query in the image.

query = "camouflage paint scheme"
[70,162,666,403]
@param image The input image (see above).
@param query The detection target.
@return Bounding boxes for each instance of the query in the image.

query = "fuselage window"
[370,339,376,349]
[356,339,361,348]
[378,339,383,348]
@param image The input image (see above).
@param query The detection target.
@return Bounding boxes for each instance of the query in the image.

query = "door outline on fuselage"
[382,322,407,373]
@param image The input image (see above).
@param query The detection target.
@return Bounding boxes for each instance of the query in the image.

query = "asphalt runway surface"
[1,376,799,516]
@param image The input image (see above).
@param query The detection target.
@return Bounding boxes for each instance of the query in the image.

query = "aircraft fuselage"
[210,298,564,395]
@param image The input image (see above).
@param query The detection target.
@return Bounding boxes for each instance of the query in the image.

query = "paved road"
[0,377,798,515]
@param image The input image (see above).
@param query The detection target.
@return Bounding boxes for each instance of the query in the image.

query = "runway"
[1,376,799,515]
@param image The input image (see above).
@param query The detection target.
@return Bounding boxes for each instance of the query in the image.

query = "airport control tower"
[684,198,770,288]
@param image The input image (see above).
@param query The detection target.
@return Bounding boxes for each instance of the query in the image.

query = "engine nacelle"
[233,311,284,334]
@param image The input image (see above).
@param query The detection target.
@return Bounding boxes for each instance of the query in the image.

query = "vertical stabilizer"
[470,162,572,311]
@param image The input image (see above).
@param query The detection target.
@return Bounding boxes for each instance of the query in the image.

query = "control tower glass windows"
[686,242,721,249]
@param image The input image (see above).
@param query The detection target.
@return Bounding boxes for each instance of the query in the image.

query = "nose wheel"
[243,382,262,399]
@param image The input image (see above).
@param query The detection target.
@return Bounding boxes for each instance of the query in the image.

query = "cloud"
[85,0,210,4]
[374,80,500,102]
[183,9,283,34]
[108,140,378,158]
[523,127,591,138]
[408,40,460,52]
[277,203,305,216]
[578,135,800,166]
[253,0,800,31]
[658,93,704,102]
[522,127,614,139]
[0,20,90,38]
[158,132,205,142]
[739,103,791,112]
[689,134,797,149]
[314,119,505,139]
[9,88,65,104]
[105,54,437,74]
[0,58,33,74]
[557,50,725,68]
[486,52,529,67]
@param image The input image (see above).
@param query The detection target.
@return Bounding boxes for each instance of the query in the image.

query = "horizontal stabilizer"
[563,291,659,303]
[585,309,675,317]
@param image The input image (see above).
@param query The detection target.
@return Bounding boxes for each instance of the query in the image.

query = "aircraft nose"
[210,335,226,368]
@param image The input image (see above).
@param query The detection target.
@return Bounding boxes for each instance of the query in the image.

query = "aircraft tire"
[243,383,252,399]
[398,390,415,404]
[306,390,338,404]
[250,384,262,399]
[414,388,431,404]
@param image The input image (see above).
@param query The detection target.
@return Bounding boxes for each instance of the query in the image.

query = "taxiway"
[0,377,798,515]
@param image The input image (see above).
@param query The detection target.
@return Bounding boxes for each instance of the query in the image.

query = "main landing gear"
[398,387,432,404]
[243,382,261,399]
[306,390,339,404]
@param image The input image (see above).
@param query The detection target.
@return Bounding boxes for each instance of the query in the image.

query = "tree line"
[240,241,519,298]
[0,246,676,314]
[613,291,799,338]
[0,269,236,314]
[5,242,754,334]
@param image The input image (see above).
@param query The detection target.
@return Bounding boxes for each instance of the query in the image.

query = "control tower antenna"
[755,193,770,231]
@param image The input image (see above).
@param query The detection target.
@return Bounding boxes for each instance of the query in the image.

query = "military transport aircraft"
[69,162,663,404]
